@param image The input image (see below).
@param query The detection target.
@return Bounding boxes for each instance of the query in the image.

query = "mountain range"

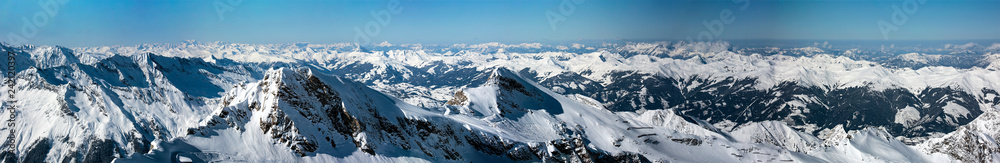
[2,41,1000,162]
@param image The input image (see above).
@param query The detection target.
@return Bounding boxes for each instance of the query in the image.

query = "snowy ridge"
[811,128,931,163]
[124,67,428,162]
[731,121,821,152]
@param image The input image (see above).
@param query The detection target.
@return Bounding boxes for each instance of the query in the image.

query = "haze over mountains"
[3,40,1000,162]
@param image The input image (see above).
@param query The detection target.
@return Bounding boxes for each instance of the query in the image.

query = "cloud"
[944,42,979,50]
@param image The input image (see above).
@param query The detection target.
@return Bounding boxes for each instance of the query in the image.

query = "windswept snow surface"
[4,41,1000,162]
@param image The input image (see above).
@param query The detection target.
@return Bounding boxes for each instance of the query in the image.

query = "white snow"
[895,106,921,126]
[942,102,971,119]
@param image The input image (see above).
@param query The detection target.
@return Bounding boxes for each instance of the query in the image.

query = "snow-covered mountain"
[918,106,1000,162]
[2,41,1000,162]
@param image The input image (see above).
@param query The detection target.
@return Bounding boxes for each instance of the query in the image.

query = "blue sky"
[2,0,1000,47]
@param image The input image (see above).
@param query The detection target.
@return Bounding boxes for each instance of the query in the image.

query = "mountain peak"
[203,66,359,156]
[30,46,80,69]
[352,45,371,53]
[130,52,152,63]
[484,67,537,97]
[485,67,535,88]
[262,67,313,83]
[449,66,563,119]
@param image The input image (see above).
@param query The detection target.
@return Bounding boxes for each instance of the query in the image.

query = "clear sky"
[2,0,1000,47]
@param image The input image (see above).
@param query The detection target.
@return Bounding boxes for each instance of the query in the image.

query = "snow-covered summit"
[448,67,563,119]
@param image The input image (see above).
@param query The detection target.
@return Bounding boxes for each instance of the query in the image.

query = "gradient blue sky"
[2,0,1000,47]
